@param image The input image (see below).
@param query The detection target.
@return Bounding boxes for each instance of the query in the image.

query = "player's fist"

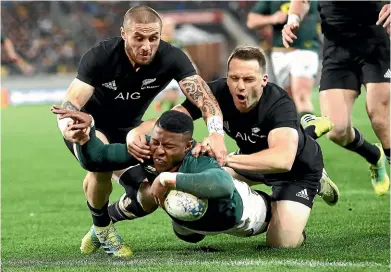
[377,4,390,34]
[126,129,151,163]
[282,23,299,48]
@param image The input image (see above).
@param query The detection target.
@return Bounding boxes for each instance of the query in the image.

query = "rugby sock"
[344,128,380,165]
[108,194,150,223]
[304,126,318,140]
[383,148,390,164]
[87,201,111,227]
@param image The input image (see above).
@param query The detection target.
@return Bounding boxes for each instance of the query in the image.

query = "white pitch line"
[4,258,388,269]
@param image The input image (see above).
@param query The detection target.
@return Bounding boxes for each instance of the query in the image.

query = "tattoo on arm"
[61,101,80,111]
[180,75,222,117]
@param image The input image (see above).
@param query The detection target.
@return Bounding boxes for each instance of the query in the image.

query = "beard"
[125,42,155,66]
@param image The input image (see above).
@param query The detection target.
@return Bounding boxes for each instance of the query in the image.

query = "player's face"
[227,58,268,113]
[121,22,161,66]
[150,126,192,172]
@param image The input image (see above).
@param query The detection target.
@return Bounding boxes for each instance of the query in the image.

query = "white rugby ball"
[163,190,208,221]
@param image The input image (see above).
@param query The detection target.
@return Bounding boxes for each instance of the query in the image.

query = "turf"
[1,94,390,272]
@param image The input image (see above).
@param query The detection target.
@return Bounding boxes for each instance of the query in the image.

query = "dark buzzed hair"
[227,46,267,73]
[123,6,162,29]
[156,111,194,139]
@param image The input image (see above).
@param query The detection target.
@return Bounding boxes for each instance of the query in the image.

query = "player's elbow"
[277,150,296,172]
[246,14,257,29]
[79,160,101,172]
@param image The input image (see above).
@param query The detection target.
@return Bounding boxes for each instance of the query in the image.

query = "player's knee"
[83,172,113,193]
[327,124,351,145]
[266,231,304,248]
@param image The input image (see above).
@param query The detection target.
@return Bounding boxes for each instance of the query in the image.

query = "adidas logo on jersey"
[384,69,391,79]
[102,80,117,90]
[296,189,309,200]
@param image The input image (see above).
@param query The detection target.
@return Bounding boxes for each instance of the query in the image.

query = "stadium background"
[1,1,389,271]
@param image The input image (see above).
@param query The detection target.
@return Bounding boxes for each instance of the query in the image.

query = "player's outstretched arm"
[179,75,227,166]
[151,167,234,205]
[51,107,138,171]
[226,127,298,174]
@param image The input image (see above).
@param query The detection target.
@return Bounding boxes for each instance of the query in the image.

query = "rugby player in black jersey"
[55,6,225,257]
[282,1,390,195]
[174,46,339,248]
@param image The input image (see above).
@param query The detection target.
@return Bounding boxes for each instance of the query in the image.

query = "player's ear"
[185,140,193,153]
[120,26,126,41]
[261,74,268,87]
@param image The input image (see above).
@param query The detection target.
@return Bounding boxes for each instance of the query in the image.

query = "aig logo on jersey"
[141,78,160,90]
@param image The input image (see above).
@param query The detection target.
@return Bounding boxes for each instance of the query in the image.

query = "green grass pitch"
[1,94,390,271]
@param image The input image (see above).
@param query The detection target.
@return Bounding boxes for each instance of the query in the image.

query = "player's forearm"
[179,75,224,135]
[4,39,18,58]
[131,118,158,135]
[164,169,234,199]
[288,0,310,21]
[76,126,137,172]
[247,13,276,29]
[226,148,294,174]
[62,79,94,110]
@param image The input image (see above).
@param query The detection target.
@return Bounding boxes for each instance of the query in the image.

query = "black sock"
[108,194,150,223]
[87,201,111,227]
[108,201,129,223]
[304,126,318,140]
[298,111,313,120]
[344,128,380,165]
[383,148,390,164]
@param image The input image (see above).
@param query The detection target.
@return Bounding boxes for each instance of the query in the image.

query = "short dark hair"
[123,6,162,29]
[227,46,267,73]
[156,111,194,138]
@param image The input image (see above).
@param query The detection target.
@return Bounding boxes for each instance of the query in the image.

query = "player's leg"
[317,41,386,195]
[361,38,390,194]
[290,50,319,117]
[266,184,316,248]
[172,221,205,243]
[81,165,158,254]
[109,165,159,222]
[71,130,132,257]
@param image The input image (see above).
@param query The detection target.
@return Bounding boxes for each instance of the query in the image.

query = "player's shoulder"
[260,82,294,112]
[181,152,219,173]
[156,40,185,59]
[207,77,228,96]
[84,36,123,64]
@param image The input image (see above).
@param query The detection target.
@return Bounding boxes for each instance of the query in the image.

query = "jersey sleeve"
[251,1,271,14]
[169,47,197,82]
[180,79,221,120]
[175,155,235,199]
[267,97,300,130]
[76,46,104,86]
[75,126,139,172]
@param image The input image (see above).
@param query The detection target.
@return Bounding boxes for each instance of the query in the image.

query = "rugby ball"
[163,190,208,221]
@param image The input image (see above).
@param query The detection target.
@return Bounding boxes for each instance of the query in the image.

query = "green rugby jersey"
[76,127,243,232]
[251,0,319,52]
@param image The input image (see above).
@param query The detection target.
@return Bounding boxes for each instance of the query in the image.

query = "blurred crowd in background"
[1,1,256,78]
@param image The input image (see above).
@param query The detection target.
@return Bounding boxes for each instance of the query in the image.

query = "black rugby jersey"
[77,37,197,129]
[318,1,387,42]
[182,79,323,185]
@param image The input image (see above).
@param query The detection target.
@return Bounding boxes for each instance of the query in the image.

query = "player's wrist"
[207,116,224,137]
[287,14,301,25]
[159,172,178,188]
